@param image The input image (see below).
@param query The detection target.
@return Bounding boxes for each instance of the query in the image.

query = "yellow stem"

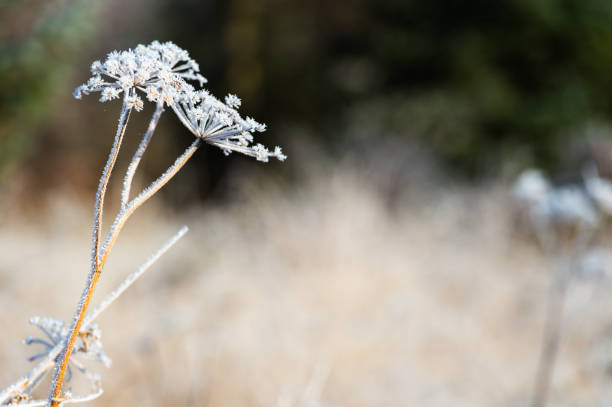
[48,137,200,406]
[49,96,132,407]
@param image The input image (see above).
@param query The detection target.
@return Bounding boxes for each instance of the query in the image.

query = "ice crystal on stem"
[27,317,111,370]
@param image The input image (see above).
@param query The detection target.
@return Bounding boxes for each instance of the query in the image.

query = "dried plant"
[0,41,285,407]
[513,167,612,407]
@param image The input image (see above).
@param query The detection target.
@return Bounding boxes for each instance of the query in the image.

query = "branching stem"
[98,138,201,270]
[530,227,593,407]
[46,133,199,406]
[122,101,165,207]
[48,93,133,407]
[0,226,188,406]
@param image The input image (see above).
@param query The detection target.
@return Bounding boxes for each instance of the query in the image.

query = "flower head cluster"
[26,316,111,369]
[173,89,286,162]
[74,41,286,162]
[73,41,206,110]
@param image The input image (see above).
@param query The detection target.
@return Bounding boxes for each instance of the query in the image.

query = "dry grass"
[2,167,612,406]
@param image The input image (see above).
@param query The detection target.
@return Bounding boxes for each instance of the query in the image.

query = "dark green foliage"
[5,0,612,181]
[156,0,612,175]
[0,0,99,180]
[361,0,612,173]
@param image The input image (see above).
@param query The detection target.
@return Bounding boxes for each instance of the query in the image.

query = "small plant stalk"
[1,40,282,407]
[48,131,200,407]
[48,95,133,406]
[530,228,592,407]
[122,100,164,207]
[0,226,188,406]
[530,260,569,407]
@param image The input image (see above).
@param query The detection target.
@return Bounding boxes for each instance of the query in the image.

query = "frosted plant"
[26,316,111,370]
[512,168,605,407]
[578,248,612,278]
[532,186,599,228]
[73,41,206,108]
[0,227,187,406]
[512,169,551,207]
[0,40,284,407]
[172,87,286,162]
[512,169,599,252]
[583,165,612,216]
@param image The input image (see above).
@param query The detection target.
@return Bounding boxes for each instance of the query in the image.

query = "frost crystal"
[172,89,286,162]
[26,316,111,373]
[73,41,207,106]
[72,40,286,162]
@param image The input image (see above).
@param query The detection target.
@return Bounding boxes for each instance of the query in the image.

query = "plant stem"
[47,138,199,406]
[530,260,569,407]
[94,92,133,267]
[84,226,188,325]
[98,138,201,270]
[122,101,164,207]
[0,347,59,405]
[530,227,592,407]
[0,227,187,406]
[48,95,132,407]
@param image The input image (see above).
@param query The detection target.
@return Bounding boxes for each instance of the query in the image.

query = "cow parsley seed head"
[74,41,207,107]
[100,87,121,102]
[126,94,144,112]
[172,90,286,162]
[225,94,241,108]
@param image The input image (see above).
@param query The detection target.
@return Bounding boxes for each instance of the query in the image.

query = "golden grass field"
[2,165,612,406]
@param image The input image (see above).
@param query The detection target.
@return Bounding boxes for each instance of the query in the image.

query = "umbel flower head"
[73,41,206,110]
[172,87,286,162]
[74,40,286,162]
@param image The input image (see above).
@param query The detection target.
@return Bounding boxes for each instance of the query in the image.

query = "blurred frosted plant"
[533,186,599,228]
[583,166,612,216]
[512,169,551,207]
[1,40,284,407]
[512,169,598,257]
[578,248,612,278]
[512,168,603,407]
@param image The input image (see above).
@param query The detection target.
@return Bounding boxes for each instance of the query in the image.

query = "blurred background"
[3,0,612,406]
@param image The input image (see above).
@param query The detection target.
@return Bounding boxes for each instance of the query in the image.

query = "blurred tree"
[0,0,99,182]
[156,0,612,176]
[6,0,612,192]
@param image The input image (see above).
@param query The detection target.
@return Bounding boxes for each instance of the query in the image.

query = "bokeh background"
[3,0,612,406]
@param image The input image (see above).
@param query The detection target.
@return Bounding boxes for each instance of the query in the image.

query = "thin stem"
[98,138,201,271]
[84,226,188,326]
[94,91,133,267]
[122,101,165,207]
[1,227,188,406]
[13,388,104,407]
[530,259,569,407]
[530,226,593,407]
[48,138,199,407]
[48,270,103,407]
[0,349,59,405]
[48,94,133,407]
